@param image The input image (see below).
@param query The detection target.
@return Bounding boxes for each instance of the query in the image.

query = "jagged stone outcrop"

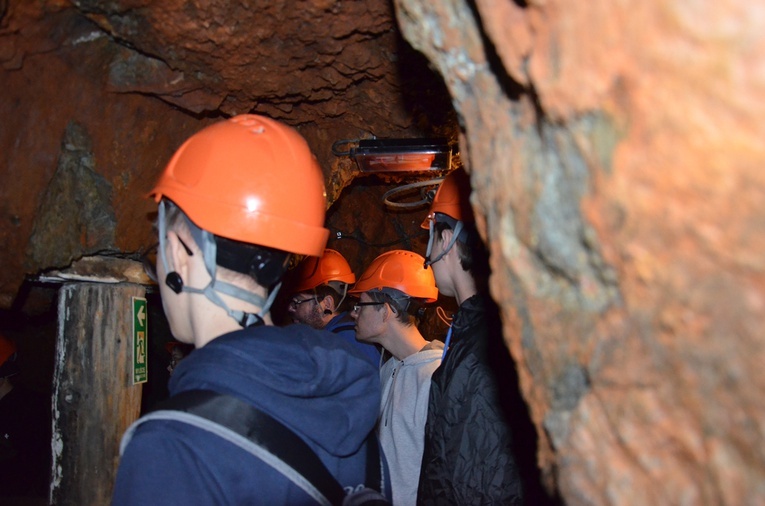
[27,121,116,270]
[395,0,765,503]
[1,0,764,503]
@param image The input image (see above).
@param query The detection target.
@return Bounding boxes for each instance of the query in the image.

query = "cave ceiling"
[0,0,458,308]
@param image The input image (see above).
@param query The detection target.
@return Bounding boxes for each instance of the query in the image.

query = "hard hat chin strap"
[326,281,349,311]
[424,219,464,268]
[159,200,275,328]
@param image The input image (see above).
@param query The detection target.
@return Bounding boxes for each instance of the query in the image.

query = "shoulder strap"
[123,408,336,505]
[122,390,385,505]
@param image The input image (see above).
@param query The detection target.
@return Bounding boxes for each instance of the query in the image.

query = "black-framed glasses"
[289,297,316,310]
[352,301,385,313]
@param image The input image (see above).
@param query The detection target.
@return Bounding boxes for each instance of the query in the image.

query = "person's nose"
[350,310,358,321]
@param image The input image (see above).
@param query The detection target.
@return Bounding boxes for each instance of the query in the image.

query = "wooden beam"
[50,282,144,506]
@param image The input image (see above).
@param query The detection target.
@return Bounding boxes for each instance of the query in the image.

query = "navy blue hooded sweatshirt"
[113,323,384,505]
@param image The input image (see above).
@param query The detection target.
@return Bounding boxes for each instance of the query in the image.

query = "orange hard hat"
[0,334,16,367]
[421,167,475,228]
[292,249,356,292]
[349,250,438,302]
[150,114,329,257]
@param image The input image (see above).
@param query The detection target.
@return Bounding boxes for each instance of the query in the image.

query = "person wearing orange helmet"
[417,168,528,505]
[287,249,380,365]
[113,115,388,505]
[349,250,442,506]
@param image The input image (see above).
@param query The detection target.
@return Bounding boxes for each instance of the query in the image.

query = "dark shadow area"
[473,246,562,505]
[484,298,562,505]
[395,32,461,141]
[139,290,177,414]
[0,283,57,505]
[465,0,527,102]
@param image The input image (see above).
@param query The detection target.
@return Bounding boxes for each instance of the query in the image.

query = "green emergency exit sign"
[132,297,148,385]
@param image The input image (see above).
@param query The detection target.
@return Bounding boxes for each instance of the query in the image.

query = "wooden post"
[50,282,145,506]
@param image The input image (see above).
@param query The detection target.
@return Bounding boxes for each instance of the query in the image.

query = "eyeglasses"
[289,297,316,310]
[352,301,385,313]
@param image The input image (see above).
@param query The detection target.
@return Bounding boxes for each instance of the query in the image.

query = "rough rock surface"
[2,0,764,504]
[0,0,454,306]
[27,121,116,269]
[395,0,765,503]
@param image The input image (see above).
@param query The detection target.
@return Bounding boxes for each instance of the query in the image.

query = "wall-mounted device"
[334,138,452,173]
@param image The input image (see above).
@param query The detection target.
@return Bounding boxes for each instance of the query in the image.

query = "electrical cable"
[331,139,360,157]
[381,178,444,210]
[435,306,453,327]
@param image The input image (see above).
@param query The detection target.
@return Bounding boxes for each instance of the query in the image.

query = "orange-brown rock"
[0,0,454,306]
[396,0,765,503]
[2,0,764,503]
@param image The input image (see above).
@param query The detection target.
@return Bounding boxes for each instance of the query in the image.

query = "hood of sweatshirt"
[168,323,380,458]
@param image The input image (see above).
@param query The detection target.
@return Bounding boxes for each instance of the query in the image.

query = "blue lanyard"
[441,325,453,361]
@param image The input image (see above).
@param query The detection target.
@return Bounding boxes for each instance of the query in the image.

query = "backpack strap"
[121,390,385,505]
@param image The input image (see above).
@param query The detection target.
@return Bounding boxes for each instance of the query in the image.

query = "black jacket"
[417,294,524,505]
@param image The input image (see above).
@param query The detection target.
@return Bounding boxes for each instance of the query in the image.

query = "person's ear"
[322,295,334,315]
[382,302,396,321]
[438,229,455,255]
[167,231,192,278]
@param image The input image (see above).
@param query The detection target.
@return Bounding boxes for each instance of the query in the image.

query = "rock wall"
[2,0,765,503]
[394,0,765,503]
[0,0,454,307]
